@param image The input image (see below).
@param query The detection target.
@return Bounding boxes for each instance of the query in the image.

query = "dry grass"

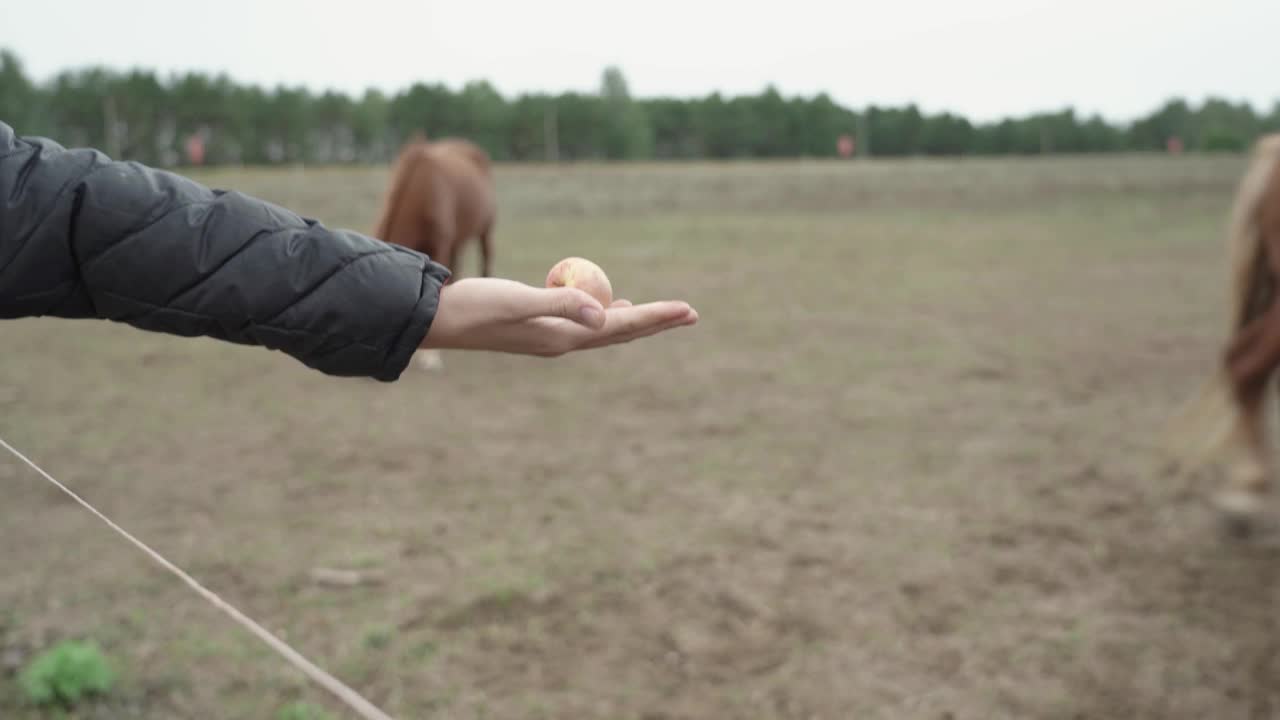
[2,153,1274,719]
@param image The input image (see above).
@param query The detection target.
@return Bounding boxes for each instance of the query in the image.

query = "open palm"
[421,277,698,356]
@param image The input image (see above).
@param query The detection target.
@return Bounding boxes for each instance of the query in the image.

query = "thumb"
[532,286,607,329]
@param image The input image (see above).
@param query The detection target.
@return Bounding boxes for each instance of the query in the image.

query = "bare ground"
[3,154,1278,719]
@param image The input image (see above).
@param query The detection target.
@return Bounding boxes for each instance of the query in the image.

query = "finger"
[600,301,696,335]
[507,303,696,356]
[548,301,696,349]
[610,299,634,308]
[579,307,698,349]
[508,285,607,329]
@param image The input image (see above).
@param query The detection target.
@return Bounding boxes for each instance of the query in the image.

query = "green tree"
[4,48,1278,164]
[599,66,653,160]
[0,49,38,134]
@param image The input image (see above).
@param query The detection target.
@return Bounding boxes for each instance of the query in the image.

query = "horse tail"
[1163,134,1280,472]
[371,136,429,241]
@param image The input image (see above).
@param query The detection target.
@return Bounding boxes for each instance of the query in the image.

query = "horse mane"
[457,142,491,173]
[1227,134,1280,329]
[1164,134,1280,471]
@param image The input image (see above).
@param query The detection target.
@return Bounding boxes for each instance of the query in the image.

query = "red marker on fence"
[185,134,205,166]
[837,134,855,158]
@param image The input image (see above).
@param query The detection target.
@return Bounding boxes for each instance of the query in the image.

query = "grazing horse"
[371,134,497,370]
[1168,133,1280,534]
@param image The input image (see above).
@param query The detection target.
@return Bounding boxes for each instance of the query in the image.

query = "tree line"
[2,49,1278,167]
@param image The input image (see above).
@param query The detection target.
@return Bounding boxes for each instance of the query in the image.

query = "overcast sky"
[2,0,1276,123]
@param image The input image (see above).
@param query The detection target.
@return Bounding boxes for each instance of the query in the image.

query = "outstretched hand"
[420,277,698,356]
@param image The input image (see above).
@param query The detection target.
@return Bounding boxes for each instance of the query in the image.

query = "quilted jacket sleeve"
[0,121,450,382]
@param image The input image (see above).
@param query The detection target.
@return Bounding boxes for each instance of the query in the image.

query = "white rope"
[0,434,396,720]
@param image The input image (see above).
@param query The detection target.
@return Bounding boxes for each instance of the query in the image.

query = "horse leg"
[413,225,456,373]
[1218,305,1280,533]
[442,243,461,282]
[479,222,494,278]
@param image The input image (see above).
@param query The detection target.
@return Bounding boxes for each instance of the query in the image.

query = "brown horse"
[371,134,497,370]
[372,134,496,279]
[1168,133,1280,534]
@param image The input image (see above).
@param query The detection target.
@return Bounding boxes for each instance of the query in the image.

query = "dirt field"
[3,153,1277,719]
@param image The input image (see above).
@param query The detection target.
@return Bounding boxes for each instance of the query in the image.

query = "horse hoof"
[415,350,444,372]
[1213,490,1267,539]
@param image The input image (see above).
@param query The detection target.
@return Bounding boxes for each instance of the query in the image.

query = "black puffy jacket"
[0,121,450,381]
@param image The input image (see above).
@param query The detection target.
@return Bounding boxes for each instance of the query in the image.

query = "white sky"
[2,0,1276,123]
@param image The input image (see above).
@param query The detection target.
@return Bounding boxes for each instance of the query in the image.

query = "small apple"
[545,256,614,307]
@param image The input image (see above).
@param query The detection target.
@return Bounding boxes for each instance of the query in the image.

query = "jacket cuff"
[377,258,451,381]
